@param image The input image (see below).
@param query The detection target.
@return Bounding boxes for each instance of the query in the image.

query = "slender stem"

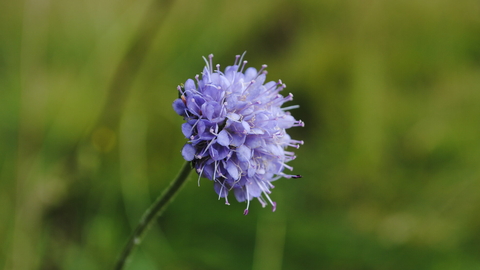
[114,161,192,270]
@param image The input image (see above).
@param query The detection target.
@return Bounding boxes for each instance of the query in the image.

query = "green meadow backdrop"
[1,0,480,269]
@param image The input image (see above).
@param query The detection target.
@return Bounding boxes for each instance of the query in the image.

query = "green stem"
[114,161,192,270]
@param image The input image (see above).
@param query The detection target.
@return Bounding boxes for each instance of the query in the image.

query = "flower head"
[173,53,304,214]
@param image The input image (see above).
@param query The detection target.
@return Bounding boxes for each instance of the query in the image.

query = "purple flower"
[173,53,304,215]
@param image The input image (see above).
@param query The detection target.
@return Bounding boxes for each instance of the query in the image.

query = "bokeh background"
[2,0,480,269]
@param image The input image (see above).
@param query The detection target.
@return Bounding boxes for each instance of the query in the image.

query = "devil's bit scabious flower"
[173,53,304,215]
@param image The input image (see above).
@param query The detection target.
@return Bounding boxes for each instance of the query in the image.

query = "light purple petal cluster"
[173,53,304,214]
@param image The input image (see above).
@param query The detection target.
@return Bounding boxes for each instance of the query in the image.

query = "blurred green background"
[2,0,480,269]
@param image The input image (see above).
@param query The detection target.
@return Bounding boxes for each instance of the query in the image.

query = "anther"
[240,60,248,73]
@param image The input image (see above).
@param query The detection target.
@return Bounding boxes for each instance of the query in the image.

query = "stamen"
[225,195,230,205]
[213,160,219,181]
[197,139,216,159]
[257,64,268,77]
[284,155,297,162]
[289,139,304,146]
[216,180,223,200]
[267,80,282,93]
[240,60,248,73]
[190,118,202,133]
[256,180,271,194]
[295,121,305,127]
[267,93,294,108]
[257,196,267,208]
[243,79,256,93]
[287,143,300,149]
[190,98,203,114]
[282,163,294,171]
[177,85,186,96]
[244,186,250,215]
[234,54,241,66]
[284,151,295,156]
[262,191,276,212]
[209,125,219,135]
[196,166,205,186]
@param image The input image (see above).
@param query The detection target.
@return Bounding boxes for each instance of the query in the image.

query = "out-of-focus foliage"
[1,0,480,269]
